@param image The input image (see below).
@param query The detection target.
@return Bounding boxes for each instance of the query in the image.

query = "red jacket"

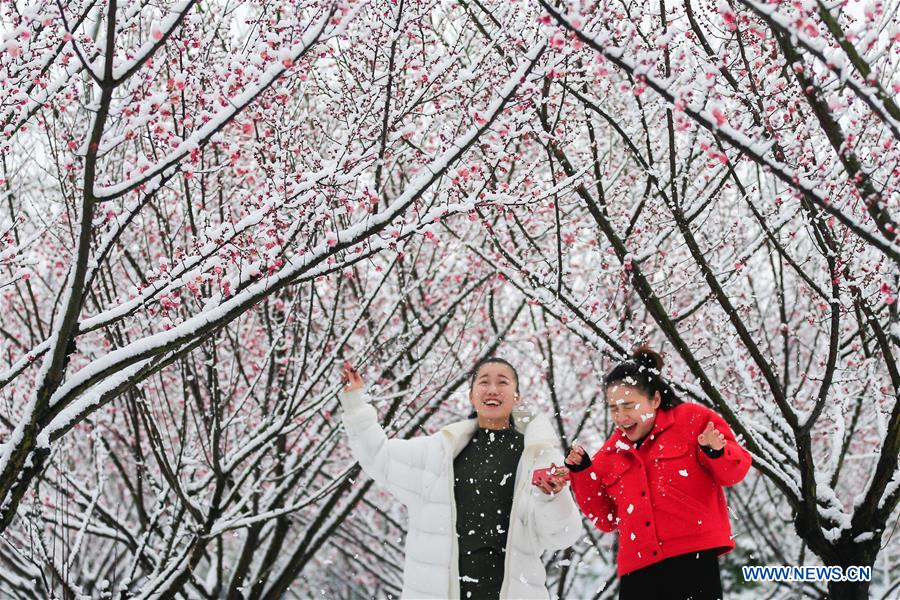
[570,402,751,576]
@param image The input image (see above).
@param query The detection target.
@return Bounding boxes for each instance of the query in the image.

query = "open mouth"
[483,399,502,407]
[621,423,637,434]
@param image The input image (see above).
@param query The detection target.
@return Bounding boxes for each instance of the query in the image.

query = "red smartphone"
[532,463,570,487]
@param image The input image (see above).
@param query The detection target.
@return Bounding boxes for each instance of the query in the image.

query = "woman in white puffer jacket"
[339,358,583,600]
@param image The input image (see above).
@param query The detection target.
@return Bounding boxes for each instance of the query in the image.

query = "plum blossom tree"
[1,0,898,598]
[0,0,546,595]
[498,1,896,598]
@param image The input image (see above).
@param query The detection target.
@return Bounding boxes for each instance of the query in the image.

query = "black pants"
[619,549,723,600]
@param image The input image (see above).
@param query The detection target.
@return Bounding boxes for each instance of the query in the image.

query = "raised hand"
[565,444,586,467]
[697,421,726,451]
[340,362,364,392]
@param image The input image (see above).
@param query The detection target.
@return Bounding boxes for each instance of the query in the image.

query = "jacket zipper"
[447,436,461,599]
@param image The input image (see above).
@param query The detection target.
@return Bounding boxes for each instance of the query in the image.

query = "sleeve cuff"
[338,388,367,411]
[566,452,592,472]
[533,487,571,508]
[700,444,724,459]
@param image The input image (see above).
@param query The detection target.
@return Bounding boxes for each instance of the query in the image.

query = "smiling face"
[469,362,519,428]
[606,383,661,442]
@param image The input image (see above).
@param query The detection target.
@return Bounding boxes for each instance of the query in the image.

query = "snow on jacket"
[569,402,751,576]
[339,388,583,599]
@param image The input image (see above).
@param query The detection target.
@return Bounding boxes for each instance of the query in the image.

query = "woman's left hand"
[697,421,726,451]
[534,476,568,495]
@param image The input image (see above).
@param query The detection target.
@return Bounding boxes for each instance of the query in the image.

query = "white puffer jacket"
[340,389,583,599]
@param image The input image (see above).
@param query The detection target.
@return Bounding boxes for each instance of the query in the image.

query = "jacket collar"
[603,406,677,453]
[651,404,677,433]
[441,409,556,458]
[441,419,479,457]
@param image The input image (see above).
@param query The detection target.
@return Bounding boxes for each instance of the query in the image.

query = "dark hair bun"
[632,345,663,371]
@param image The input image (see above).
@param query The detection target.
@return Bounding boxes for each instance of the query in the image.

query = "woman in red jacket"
[565,347,751,599]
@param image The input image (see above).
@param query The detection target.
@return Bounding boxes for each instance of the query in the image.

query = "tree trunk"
[827,579,869,600]
[826,542,877,600]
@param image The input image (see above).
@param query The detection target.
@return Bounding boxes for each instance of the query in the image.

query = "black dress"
[453,426,524,600]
